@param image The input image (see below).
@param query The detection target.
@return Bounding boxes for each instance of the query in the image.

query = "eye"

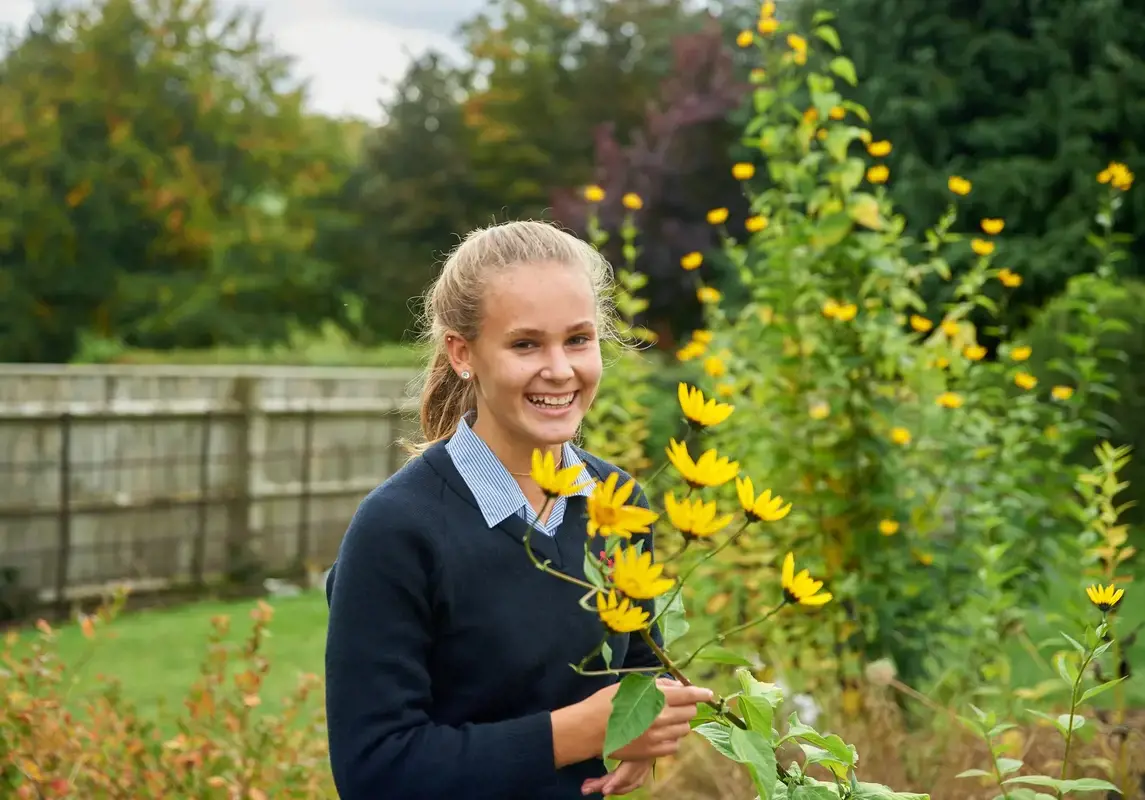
[512,340,537,350]
[567,334,592,346]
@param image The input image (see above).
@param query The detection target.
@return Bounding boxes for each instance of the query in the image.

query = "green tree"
[811,0,1145,326]
[0,0,348,362]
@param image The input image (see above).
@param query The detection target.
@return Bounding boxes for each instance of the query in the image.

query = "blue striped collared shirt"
[444,415,594,536]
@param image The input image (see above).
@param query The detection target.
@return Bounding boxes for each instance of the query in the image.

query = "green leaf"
[1056,712,1085,732]
[811,212,854,249]
[583,550,606,589]
[738,695,775,735]
[1079,676,1126,703]
[1061,632,1086,653]
[814,25,842,51]
[601,641,613,669]
[955,769,991,779]
[603,675,664,757]
[694,721,736,759]
[811,10,836,24]
[790,784,838,800]
[736,668,785,706]
[853,781,930,799]
[1003,775,1120,795]
[729,726,778,799]
[996,757,1023,776]
[654,591,688,649]
[829,56,858,86]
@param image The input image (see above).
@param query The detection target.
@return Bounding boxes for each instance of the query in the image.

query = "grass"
[12,592,330,722]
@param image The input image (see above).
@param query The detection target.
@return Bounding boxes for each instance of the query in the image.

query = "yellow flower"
[781,552,831,606]
[890,426,911,445]
[530,450,591,498]
[1052,385,1074,401]
[822,299,840,319]
[745,215,769,233]
[750,67,767,82]
[664,492,734,539]
[970,238,995,257]
[787,33,807,54]
[703,355,727,378]
[941,319,959,337]
[678,383,734,429]
[612,545,675,599]
[948,175,972,195]
[816,128,828,141]
[1009,345,1031,362]
[732,162,756,180]
[1014,372,1037,391]
[737,29,754,48]
[808,400,830,420]
[596,589,649,633]
[666,439,739,488]
[584,185,605,203]
[586,472,660,539]
[997,268,1022,288]
[1086,583,1124,613]
[697,286,721,304]
[760,0,776,16]
[680,251,704,270]
[693,330,714,344]
[936,392,963,409]
[1098,162,1134,192]
[757,17,779,35]
[963,344,987,361]
[878,519,899,536]
[980,218,1004,235]
[707,207,729,225]
[622,192,643,210]
[914,550,935,566]
[834,303,857,322]
[867,165,889,184]
[676,340,706,361]
[736,476,792,523]
[716,382,735,398]
[910,315,933,333]
[867,140,892,157]
[934,356,950,369]
[803,107,819,124]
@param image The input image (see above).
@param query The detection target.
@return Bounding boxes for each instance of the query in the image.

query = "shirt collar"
[444,414,593,529]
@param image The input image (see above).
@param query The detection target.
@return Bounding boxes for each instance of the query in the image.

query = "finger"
[661,685,714,705]
[650,722,693,743]
[653,704,699,725]
[596,763,634,796]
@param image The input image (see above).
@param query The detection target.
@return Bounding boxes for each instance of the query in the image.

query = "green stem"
[649,518,753,630]
[677,604,785,671]
[638,628,747,730]
[523,496,598,593]
[983,732,1013,800]
[1058,644,1098,795]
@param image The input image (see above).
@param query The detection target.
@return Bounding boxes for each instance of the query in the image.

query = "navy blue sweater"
[324,439,663,799]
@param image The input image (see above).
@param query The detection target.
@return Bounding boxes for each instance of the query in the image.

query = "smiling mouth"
[526,392,577,410]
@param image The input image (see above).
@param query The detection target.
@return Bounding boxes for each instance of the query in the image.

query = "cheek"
[577,349,604,386]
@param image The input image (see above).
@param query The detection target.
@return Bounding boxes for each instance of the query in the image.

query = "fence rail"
[0,364,420,615]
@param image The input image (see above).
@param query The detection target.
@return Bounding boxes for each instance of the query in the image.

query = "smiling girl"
[324,220,711,799]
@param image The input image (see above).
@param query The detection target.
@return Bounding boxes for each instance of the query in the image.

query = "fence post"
[296,407,315,568]
[227,377,263,583]
[54,412,72,617]
[192,411,212,586]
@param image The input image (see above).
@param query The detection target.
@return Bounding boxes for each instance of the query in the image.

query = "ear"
[444,333,473,378]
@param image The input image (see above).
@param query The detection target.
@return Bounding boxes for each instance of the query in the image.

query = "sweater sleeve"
[324,487,557,800]
[621,481,666,671]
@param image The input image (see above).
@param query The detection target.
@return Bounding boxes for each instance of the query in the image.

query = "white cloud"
[0,0,464,123]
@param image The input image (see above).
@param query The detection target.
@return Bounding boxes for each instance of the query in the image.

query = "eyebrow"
[506,321,596,339]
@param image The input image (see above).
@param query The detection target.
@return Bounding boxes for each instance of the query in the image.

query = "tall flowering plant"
[522,385,923,799]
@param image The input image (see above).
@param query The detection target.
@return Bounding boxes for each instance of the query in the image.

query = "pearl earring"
[460,370,471,380]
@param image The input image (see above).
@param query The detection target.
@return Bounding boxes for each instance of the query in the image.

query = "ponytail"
[407,345,476,455]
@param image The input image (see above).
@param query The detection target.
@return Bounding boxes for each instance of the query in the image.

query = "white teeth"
[528,393,575,408]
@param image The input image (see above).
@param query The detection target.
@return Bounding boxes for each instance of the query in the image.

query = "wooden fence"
[0,364,420,611]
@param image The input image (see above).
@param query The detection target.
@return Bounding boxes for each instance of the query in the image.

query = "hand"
[580,759,654,797]
[609,678,710,761]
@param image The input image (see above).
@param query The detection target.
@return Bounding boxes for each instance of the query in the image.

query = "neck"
[470,418,563,476]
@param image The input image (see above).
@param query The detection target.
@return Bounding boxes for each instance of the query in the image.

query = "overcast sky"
[0,0,484,122]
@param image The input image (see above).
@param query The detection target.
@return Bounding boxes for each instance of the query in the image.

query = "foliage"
[0,0,355,363]
[0,592,333,798]
[808,0,1145,323]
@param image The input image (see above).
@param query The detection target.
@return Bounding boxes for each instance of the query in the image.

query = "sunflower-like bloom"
[664,492,734,539]
[736,477,792,523]
[529,450,591,498]
[1086,583,1124,613]
[586,473,660,539]
[612,546,675,600]
[596,589,649,633]
[665,439,739,488]
[678,383,734,429]
[781,552,832,606]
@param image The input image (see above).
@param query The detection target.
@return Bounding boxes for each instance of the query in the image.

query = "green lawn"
[11,592,330,721]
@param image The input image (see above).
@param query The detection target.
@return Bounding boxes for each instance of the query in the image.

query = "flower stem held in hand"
[523,497,597,592]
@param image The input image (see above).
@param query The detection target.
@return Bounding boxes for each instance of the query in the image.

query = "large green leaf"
[729,727,778,800]
[603,674,664,757]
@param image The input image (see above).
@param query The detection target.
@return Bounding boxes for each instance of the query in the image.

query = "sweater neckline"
[421,439,603,570]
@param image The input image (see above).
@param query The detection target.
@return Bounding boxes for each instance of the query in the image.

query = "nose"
[540,345,574,383]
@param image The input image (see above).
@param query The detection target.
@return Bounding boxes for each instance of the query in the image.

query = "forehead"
[481,261,596,334]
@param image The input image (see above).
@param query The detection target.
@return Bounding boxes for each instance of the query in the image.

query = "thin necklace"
[509,454,562,478]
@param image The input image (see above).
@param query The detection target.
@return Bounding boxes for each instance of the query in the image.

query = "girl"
[324,220,711,799]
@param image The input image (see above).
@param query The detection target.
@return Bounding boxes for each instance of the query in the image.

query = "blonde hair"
[408,220,619,453]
